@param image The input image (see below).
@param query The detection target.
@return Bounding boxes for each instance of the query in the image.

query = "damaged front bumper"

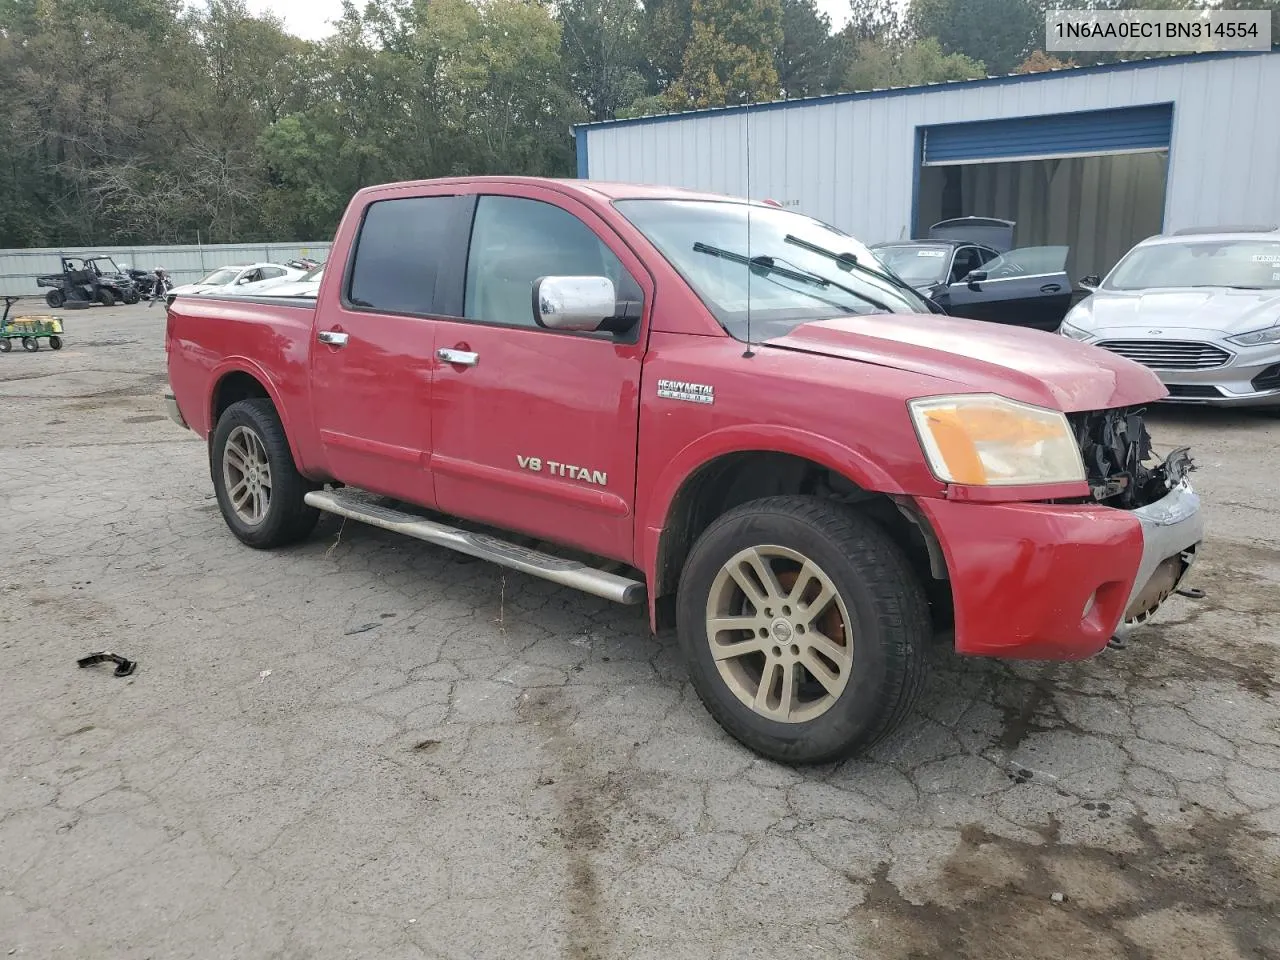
[915,447,1205,661]
[1119,449,1202,625]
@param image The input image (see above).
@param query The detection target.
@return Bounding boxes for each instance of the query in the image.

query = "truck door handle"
[1040,283,1062,294]
[437,347,479,367]
[317,330,349,346]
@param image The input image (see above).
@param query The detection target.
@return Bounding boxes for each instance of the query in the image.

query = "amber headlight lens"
[908,394,1086,486]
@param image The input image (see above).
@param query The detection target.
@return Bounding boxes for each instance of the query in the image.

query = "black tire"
[48,335,63,350]
[0,338,11,353]
[21,336,38,352]
[96,288,115,307]
[675,496,930,765]
[210,398,319,548]
[45,290,65,308]
[122,290,140,305]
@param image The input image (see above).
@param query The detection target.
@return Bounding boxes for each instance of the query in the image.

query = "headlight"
[1059,320,1093,341]
[908,394,1085,486]
[1226,325,1280,346]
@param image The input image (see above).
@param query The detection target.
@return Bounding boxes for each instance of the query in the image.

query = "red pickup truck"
[164,176,1204,764]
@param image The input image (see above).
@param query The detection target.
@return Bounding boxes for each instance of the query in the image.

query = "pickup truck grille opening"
[1095,339,1231,370]
[1068,406,1185,510]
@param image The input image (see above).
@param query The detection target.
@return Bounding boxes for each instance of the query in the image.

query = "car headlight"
[908,394,1085,486]
[1226,325,1280,346]
[1059,320,1094,341]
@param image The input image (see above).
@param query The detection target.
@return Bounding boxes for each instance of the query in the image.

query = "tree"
[774,0,846,98]
[909,0,1040,75]
[665,0,784,109]
[1015,50,1075,73]
[558,0,646,121]
[844,36,985,90]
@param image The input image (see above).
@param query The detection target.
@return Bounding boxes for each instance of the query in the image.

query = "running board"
[303,489,646,606]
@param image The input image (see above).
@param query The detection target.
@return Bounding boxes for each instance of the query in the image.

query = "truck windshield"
[614,199,932,340]
[1104,239,1280,291]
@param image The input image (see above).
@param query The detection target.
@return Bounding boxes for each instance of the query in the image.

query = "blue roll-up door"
[921,103,1173,166]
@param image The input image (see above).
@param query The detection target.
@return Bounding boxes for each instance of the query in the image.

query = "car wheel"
[210,398,319,548]
[676,496,930,765]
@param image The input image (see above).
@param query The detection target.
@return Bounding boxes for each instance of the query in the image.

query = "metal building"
[575,50,1280,278]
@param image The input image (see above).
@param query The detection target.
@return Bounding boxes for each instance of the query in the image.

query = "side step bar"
[303,489,647,606]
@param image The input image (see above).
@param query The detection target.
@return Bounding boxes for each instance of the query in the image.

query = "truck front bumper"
[917,476,1204,661]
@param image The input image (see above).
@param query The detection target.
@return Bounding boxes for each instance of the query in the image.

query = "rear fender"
[205,358,308,470]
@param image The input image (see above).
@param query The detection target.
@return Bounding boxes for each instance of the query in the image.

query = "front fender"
[637,424,918,626]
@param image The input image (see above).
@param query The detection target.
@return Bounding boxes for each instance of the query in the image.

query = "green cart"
[1,296,65,353]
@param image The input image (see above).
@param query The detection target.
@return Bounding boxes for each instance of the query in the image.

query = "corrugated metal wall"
[582,52,1280,250]
[0,242,332,296]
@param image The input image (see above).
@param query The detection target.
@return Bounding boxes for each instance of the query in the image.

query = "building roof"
[576,49,1279,132]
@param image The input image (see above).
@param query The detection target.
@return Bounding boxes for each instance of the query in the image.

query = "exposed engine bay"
[1069,406,1195,510]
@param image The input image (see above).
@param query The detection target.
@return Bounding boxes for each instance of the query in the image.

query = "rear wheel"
[97,288,115,307]
[48,335,63,350]
[45,290,64,308]
[21,337,38,352]
[0,338,11,353]
[210,398,318,548]
[676,496,929,765]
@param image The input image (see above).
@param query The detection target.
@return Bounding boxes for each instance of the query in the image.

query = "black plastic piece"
[77,652,137,677]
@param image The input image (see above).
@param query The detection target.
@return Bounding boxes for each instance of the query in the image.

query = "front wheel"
[21,337,38,352]
[45,290,65,308]
[210,398,319,548]
[122,290,140,305]
[676,496,930,765]
[97,288,115,307]
[48,335,63,350]
[0,338,11,353]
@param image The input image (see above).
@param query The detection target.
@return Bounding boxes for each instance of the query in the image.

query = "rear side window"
[348,196,466,315]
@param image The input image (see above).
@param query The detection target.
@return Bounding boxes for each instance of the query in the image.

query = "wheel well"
[212,371,271,427]
[652,451,951,630]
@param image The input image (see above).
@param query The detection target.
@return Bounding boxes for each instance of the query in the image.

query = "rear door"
[428,186,651,563]
[942,245,1073,330]
[309,190,471,505]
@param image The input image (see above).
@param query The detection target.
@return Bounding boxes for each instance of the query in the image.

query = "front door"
[309,191,471,505]
[942,245,1073,330]
[429,189,651,563]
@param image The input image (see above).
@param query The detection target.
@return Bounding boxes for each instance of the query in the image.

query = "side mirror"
[964,270,987,288]
[1080,274,1101,291]
[533,276,619,332]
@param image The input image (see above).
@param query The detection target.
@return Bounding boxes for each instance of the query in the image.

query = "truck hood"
[1072,287,1280,334]
[765,313,1167,413]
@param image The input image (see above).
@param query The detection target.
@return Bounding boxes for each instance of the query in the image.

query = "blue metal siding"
[921,103,1173,165]
[575,130,588,178]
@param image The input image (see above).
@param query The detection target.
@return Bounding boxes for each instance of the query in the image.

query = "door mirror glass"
[964,270,987,285]
[1080,274,1101,290]
[533,276,616,332]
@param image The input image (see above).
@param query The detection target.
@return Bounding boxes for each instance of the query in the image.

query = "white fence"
[0,241,333,297]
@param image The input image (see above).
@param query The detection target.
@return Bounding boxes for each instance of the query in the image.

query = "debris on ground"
[258,670,272,683]
[76,652,136,677]
[344,622,379,636]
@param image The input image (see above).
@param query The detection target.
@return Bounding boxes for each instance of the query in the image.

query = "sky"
[245,0,856,43]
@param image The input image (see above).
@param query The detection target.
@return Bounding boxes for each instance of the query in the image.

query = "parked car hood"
[1075,287,1280,334]
[765,313,1167,413]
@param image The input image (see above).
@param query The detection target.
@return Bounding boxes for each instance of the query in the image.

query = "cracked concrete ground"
[2,302,1279,959]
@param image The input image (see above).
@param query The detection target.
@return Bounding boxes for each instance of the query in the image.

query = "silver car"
[1059,227,1280,407]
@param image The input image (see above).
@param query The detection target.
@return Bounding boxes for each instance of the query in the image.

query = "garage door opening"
[913,104,1172,282]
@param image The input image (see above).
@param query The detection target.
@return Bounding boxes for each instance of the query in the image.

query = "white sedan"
[167,262,307,302]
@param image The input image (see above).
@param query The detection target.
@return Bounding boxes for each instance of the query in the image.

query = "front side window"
[464,195,639,328]
[1104,239,1280,291]
[348,195,467,315]
[199,268,238,285]
[616,199,933,342]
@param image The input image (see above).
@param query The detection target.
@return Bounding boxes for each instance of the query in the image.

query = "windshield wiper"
[692,241,891,312]
[783,234,943,313]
